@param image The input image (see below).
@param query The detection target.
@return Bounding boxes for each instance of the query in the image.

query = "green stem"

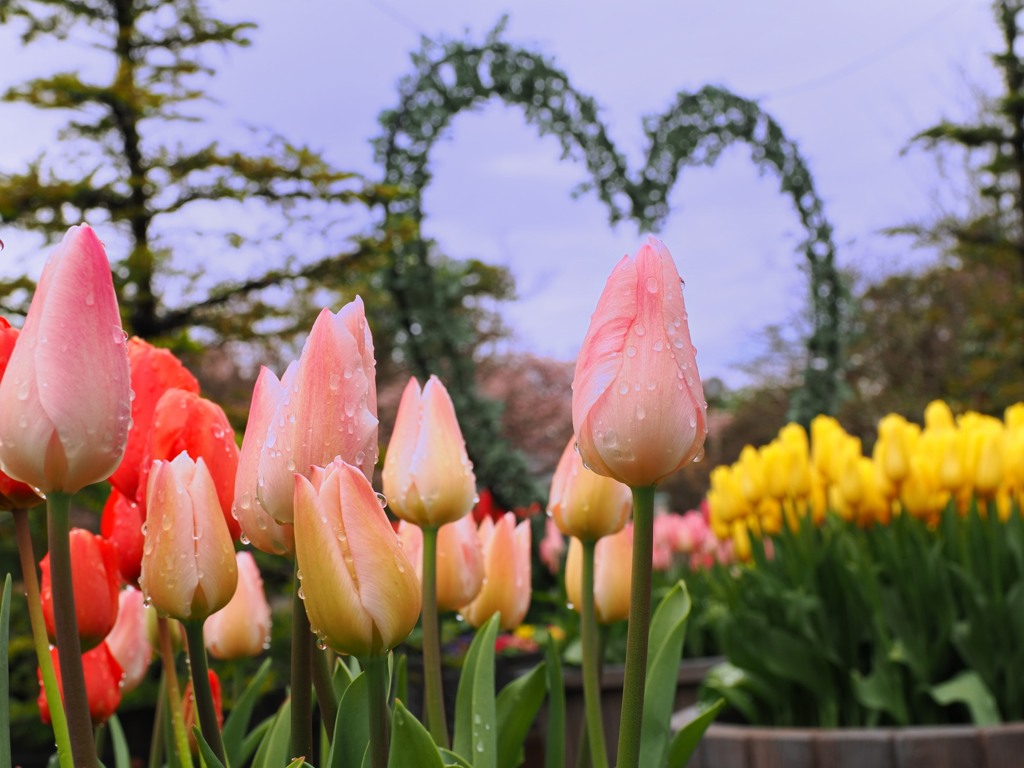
[184,620,226,765]
[420,525,450,747]
[13,508,73,768]
[47,490,99,768]
[311,646,338,741]
[616,486,656,768]
[581,539,608,768]
[291,565,313,760]
[158,618,193,768]
[147,672,166,768]
[364,653,390,768]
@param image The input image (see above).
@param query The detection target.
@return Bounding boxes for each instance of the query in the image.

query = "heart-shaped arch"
[374,21,843,500]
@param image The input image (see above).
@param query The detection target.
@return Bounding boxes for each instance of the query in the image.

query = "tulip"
[233,366,295,557]
[205,552,272,660]
[0,224,131,493]
[383,376,476,527]
[139,453,238,622]
[259,299,378,525]
[460,512,531,631]
[105,587,152,694]
[110,338,200,500]
[40,528,121,650]
[183,670,223,752]
[0,318,45,510]
[565,525,633,624]
[572,237,707,488]
[538,517,566,575]
[548,435,632,540]
[397,516,484,611]
[137,389,241,540]
[38,642,123,726]
[293,459,420,656]
[101,487,146,585]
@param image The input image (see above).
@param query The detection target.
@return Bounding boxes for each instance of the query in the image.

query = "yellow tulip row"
[706,401,1024,558]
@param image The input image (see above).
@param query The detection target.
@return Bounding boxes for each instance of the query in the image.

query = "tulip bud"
[397,516,484,611]
[101,487,146,586]
[137,389,241,540]
[233,366,295,557]
[139,453,238,622]
[205,552,272,660]
[105,587,153,694]
[383,376,476,527]
[293,459,420,656]
[0,318,44,510]
[565,525,633,624]
[39,642,123,726]
[547,435,631,541]
[461,513,531,631]
[572,238,707,488]
[259,299,379,525]
[40,528,121,650]
[0,224,132,493]
[110,338,200,500]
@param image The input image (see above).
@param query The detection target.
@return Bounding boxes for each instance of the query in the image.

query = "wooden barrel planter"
[680,720,1024,768]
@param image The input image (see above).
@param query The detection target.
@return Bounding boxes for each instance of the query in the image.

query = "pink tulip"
[548,434,632,541]
[293,459,421,656]
[233,366,295,557]
[539,517,566,575]
[397,516,484,611]
[460,513,531,631]
[383,376,476,527]
[0,224,131,493]
[565,524,633,624]
[259,299,378,525]
[205,552,272,660]
[105,588,152,694]
[0,318,44,510]
[139,453,238,621]
[572,237,707,488]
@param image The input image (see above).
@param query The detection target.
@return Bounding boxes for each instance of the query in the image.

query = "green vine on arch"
[374,21,844,502]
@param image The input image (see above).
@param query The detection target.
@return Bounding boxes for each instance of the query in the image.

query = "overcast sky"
[0,0,1002,387]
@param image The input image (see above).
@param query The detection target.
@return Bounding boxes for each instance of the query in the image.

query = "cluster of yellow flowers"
[707,401,1024,558]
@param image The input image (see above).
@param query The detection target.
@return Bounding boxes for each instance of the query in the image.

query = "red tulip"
[105,587,152,694]
[40,528,121,650]
[204,552,272,660]
[38,641,123,726]
[461,513,531,631]
[0,318,43,510]
[137,389,240,540]
[0,224,132,493]
[572,237,707,488]
[258,299,378,525]
[232,366,295,557]
[101,487,146,585]
[183,670,223,752]
[110,337,200,499]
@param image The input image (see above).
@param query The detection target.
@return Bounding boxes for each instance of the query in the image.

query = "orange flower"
[101,487,146,586]
[460,513,531,631]
[397,516,484,611]
[38,642,123,726]
[548,434,631,540]
[565,524,633,624]
[204,552,272,660]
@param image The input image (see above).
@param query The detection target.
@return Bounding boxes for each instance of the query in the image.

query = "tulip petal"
[141,458,200,620]
[189,458,238,618]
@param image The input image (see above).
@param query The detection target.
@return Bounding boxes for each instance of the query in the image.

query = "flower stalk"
[580,538,608,768]
[157,618,192,768]
[365,652,390,768]
[183,620,226,764]
[421,524,450,747]
[292,565,313,761]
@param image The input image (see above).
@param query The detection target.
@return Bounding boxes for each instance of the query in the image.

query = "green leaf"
[222,657,272,768]
[543,634,565,768]
[239,717,273,767]
[193,726,227,768]
[328,672,370,768]
[929,671,1002,725]
[394,653,408,707]
[107,714,130,768]
[388,700,445,768]
[640,581,692,767]
[439,748,473,767]
[285,759,315,768]
[452,614,500,768]
[666,699,725,767]
[851,659,908,726]
[495,662,546,768]
[700,662,770,725]
[252,697,292,768]
[0,575,10,768]
[333,655,356,701]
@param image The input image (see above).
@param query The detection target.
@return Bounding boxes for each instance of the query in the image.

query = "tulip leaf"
[640,580,691,767]
[328,672,370,768]
[193,726,228,768]
[543,634,565,768]
[929,671,1002,726]
[107,714,130,768]
[387,699,445,768]
[252,697,292,768]
[495,661,546,768]
[439,749,473,767]
[453,613,500,768]
[666,699,725,767]
[0,575,10,768]
[393,652,408,707]
[333,655,356,701]
[222,657,272,768]
[240,717,273,767]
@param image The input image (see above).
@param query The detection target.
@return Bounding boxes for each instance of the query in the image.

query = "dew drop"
[625,345,638,358]
[634,324,646,337]
[645,276,659,293]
